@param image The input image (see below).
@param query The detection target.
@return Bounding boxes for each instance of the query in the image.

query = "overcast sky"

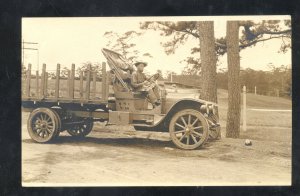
[22,16,291,75]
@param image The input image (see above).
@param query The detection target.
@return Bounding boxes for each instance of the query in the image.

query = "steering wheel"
[140,73,160,91]
[147,73,160,82]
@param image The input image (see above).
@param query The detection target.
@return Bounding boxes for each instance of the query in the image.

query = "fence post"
[243,85,247,132]
[26,64,31,97]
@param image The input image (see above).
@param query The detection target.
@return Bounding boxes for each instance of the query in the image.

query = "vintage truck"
[21,48,220,150]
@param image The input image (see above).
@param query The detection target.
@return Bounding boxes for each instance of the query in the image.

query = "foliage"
[140,20,291,75]
[103,31,152,62]
[216,65,292,97]
[61,67,70,78]
[76,62,102,78]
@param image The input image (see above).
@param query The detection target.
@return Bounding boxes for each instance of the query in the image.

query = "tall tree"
[226,21,241,138]
[224,20,291,138]
[198,21,217,103]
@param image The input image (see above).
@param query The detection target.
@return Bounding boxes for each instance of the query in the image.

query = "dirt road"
[22,111,291,186]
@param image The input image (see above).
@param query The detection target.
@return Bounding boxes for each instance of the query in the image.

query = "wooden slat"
[92,71,97,99]
[105,68,109,100]
[80,71,83,99]
[70,64,75,99]
[101,62,107,101]
[85,64,91,100]
[35,70,39,98]
[40,64,46,98]
[55,64,60,100]
[44,72,48,97]
[26,64,31,97]
[67,70,71,98]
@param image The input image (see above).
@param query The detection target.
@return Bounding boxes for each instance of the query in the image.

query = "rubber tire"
[27,108,59,143]
[169,109,209,150]
[52,109,62,138]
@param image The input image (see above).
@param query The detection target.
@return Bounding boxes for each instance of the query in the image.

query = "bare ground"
[22,113,291,186]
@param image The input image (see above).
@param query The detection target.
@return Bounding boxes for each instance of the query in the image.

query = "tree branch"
[156,22,199,38]
[239,35,290,49]
[216,34,290,50]
[215,41,226,48]
[260,29,291,35]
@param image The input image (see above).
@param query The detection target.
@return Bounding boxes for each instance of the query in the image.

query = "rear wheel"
[52,109,62,138]
[27,108,59,143]
[66,118,93,137]
[169,109,209,150]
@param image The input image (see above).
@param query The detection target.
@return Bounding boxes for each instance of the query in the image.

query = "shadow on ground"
[23,136,174,149]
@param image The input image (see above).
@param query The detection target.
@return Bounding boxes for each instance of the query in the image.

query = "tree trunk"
[198,21,218,103]
[226,21,241,138]
[198,21,220,138]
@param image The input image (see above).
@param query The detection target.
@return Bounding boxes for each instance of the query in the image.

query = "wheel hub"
[185,125,194,135]
[40,121,47,128]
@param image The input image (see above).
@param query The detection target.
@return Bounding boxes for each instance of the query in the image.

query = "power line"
[23,42,38,44]
[23,47,38,50]
[22,40,39,70]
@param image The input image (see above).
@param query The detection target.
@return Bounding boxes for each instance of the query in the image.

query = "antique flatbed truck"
[22,49,220,150]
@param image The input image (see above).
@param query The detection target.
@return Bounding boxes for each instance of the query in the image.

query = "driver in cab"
[131,61,161,107]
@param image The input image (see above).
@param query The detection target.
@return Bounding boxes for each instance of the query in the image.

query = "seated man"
[131,61,161,107]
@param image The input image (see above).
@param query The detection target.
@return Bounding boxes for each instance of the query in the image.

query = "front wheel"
[169,109,209,150]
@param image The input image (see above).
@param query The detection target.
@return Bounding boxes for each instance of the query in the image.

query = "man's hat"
[134,61,147,67]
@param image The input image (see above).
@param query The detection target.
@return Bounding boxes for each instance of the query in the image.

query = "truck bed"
[22,62,110,111]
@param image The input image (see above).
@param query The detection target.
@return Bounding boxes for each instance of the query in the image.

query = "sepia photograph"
[21,16,291,186]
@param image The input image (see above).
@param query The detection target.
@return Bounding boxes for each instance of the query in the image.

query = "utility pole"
[22,39,24,66]
[22,41,39,70]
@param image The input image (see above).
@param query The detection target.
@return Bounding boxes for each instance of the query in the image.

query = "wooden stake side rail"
[22,62,109,105]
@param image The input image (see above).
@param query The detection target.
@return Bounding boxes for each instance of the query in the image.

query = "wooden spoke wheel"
[52,109,62,138]
[27,108,59,143]
[169,109,209,150]
[66,118,93,137]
